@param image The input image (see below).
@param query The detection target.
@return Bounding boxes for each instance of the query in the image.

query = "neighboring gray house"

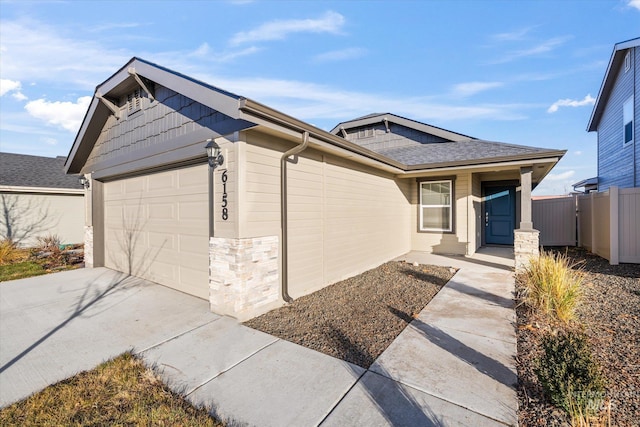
[65,57,565,320]
[0,152,84,247]
[581,37,640,192]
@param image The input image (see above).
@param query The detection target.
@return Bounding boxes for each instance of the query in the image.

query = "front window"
[420,180,452,232]
[624,96,634,146]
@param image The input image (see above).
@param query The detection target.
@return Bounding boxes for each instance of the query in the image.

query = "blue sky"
[1,0,639,194]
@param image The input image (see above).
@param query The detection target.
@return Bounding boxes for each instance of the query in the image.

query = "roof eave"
[403,149,567,171]
[238,99,407,173]
[65,57,246,175]
[587,37,640,132]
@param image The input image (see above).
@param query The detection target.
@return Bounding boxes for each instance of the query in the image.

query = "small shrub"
[536,330,606,417]
[37,234,63,252]
[522,250,583,322]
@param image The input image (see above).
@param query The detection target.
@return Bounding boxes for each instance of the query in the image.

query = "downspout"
[280,131,310,302]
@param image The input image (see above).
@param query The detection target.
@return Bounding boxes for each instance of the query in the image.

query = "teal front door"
[484,185,515,245]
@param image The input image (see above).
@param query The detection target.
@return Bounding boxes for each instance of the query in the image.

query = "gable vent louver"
[127,88,142,114]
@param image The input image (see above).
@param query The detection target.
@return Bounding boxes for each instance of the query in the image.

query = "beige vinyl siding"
[321,158,411,291]
[103,164,209,299]
[0,192,84,247]
[241,132,283,238]
[241,130,411,299]
[411,173,472,255]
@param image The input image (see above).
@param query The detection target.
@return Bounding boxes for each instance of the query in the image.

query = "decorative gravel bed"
[517,247,640,426]
[244,261,455,369]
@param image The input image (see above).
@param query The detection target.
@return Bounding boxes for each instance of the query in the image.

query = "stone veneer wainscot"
[209,235,281,321]
[514,229,540,272]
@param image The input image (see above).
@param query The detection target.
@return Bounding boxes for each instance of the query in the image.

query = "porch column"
[519,166,534,230]
[514,166,539,272]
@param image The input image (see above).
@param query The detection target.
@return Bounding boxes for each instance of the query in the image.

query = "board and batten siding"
[597,46,639,191]
[410,173,475,255]
[241,130,412,299]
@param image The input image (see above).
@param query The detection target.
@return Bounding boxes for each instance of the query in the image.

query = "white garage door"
[104,164,209,299]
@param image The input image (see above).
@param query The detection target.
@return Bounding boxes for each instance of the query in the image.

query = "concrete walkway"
[0,248,517,426]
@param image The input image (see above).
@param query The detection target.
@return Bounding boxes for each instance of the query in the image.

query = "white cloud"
[230,11,345,45]
[547,94,595,113]
[24,96,92,132]
[628,0,640,11]
[313,47,367,63]
[451,81,504,97]
[545,170,575,181]
[0,19,130,88]
[0,78,27,101]
[41,137,58,146]
[191,73,530,123]
[574,151,582,156]
[491,36,572,64]
[0,79,21,96]
[491,26,537,41]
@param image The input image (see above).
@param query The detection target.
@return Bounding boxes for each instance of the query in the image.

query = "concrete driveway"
[1,249,517,426]
[0,267,218,407]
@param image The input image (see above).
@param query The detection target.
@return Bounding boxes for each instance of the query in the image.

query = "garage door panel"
[104,164,209,299]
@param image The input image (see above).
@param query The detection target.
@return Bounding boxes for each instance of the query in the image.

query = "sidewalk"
[143,247,518,426]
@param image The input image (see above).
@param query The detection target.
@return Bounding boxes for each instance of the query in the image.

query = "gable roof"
[331,112,475,142]
[587,37,640,132]
[1,152,81,190]
[330,112,563,169]
[66,57,565,180]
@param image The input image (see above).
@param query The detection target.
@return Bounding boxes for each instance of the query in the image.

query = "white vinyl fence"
[532,187,639,264]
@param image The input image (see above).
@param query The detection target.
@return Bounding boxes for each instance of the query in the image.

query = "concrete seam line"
[368,370,515,427]
[133,317,223,354]
[316,368,367,426]
[184,338,281,397]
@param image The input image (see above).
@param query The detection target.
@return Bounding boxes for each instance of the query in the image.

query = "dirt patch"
[244,261,455,369]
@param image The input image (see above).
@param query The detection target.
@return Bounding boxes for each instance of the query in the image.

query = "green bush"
[522,250,583,322]
[536,330,606,416]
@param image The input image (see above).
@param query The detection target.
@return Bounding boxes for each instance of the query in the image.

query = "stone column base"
[209,235,281,321]
[84,225,94,268]
[514,229,540,272]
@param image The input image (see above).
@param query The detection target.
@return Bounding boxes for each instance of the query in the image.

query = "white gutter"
[0,185,85,195]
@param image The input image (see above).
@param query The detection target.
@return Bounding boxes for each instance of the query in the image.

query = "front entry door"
[484,185,515,245]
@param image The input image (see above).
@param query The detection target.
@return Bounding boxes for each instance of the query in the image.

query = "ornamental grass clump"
[522,250,583,323]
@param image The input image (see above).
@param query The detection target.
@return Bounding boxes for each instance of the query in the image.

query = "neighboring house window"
[624,51,631,73]
[623,96,634,145]
[419,180,452,232]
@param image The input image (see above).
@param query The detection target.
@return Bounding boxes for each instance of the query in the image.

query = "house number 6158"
[221,170,228,221]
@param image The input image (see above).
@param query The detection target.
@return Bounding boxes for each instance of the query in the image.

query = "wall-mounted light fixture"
[205,138,224,168]
[78,175,90,189]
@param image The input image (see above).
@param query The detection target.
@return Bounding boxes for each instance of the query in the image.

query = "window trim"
[623,95,634,146]
[624,51,631,73]
[418,178,455,233]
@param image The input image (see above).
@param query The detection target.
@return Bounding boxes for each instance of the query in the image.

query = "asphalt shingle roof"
[0,152,80,189]
[376,139,554,167]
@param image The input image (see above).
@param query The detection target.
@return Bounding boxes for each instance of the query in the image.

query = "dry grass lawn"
[0,352,222,426]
